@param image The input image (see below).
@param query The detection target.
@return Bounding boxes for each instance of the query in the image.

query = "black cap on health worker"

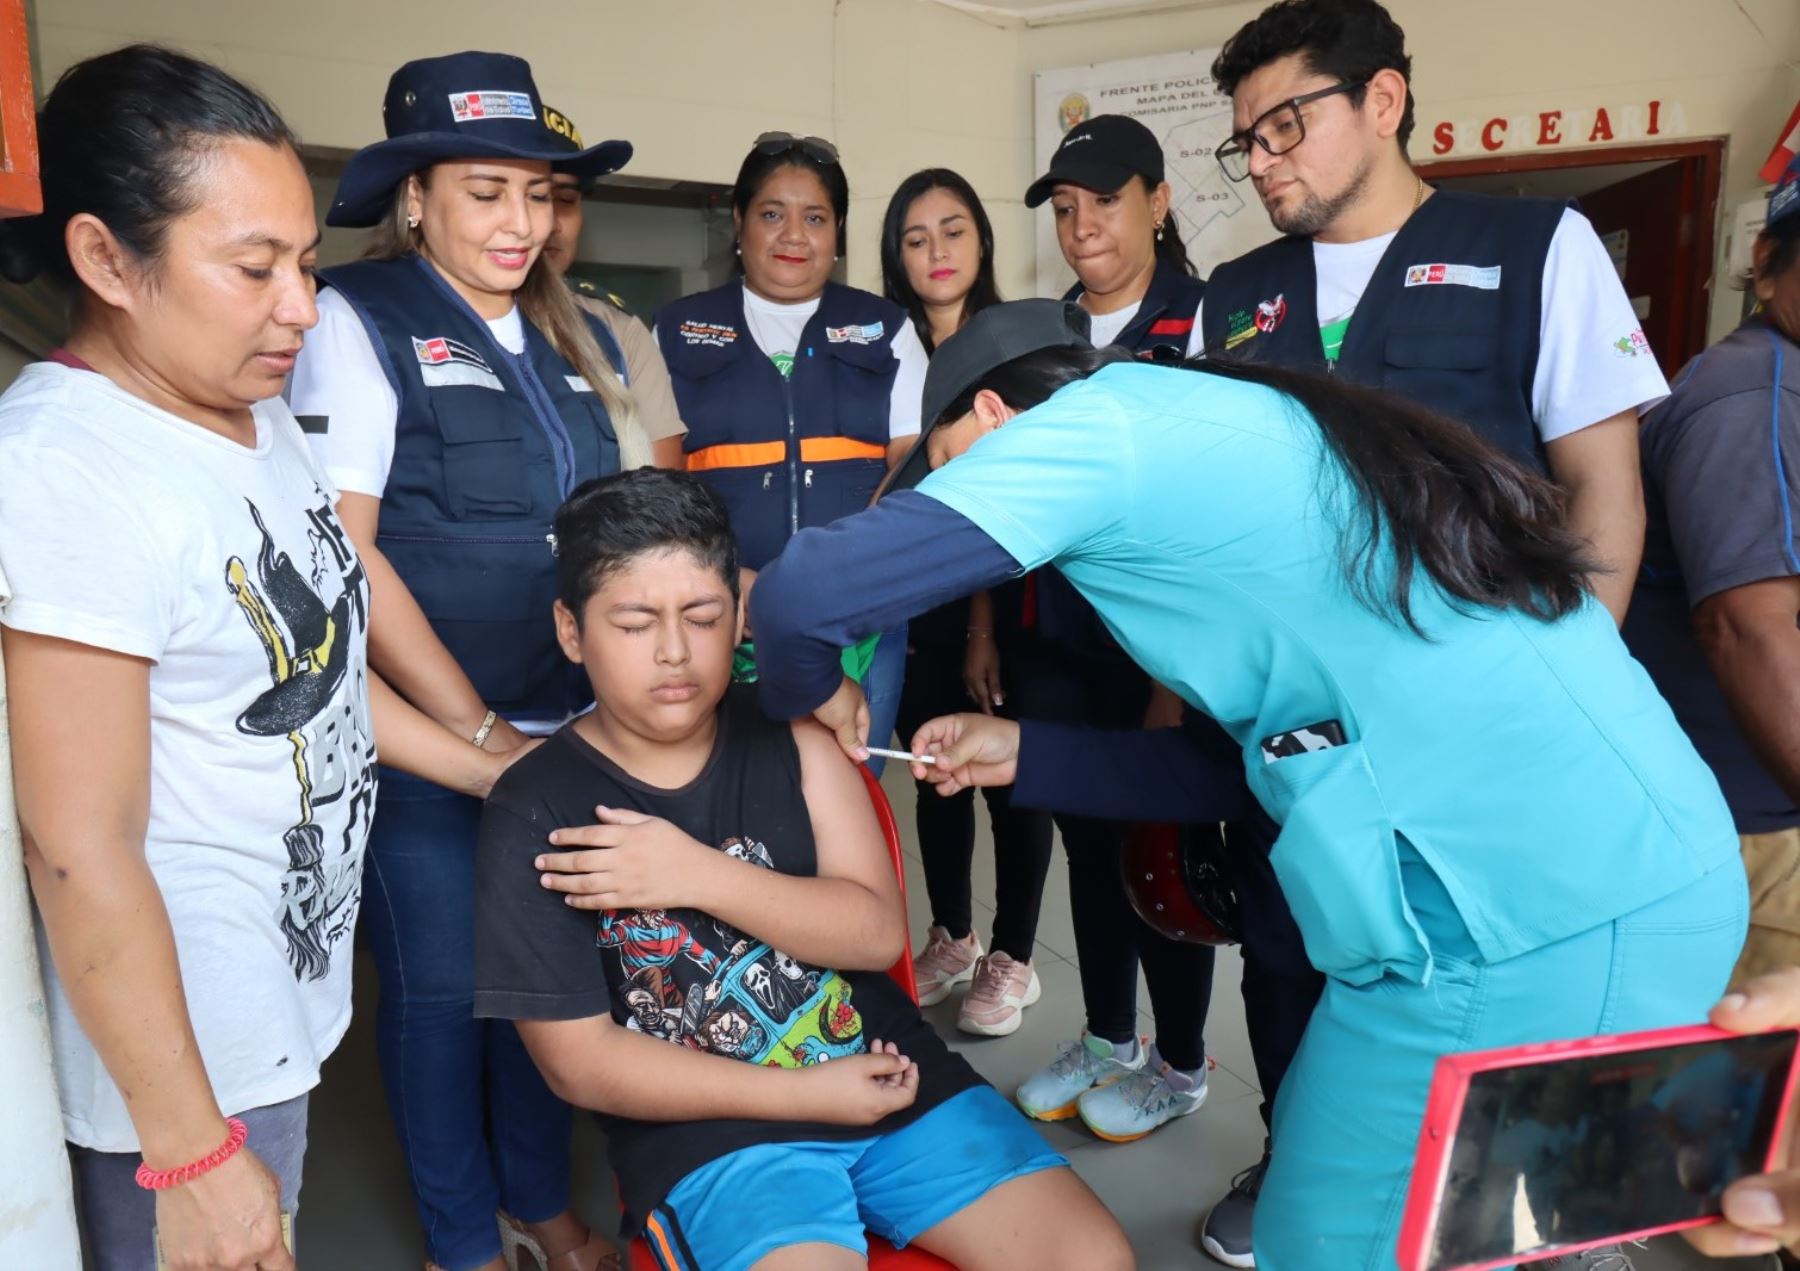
[1023,113,1165,209]
[884,299,1094,496]
[327,51,632,227]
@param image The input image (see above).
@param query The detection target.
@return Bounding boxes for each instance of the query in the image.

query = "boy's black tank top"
[540,685,981,1232]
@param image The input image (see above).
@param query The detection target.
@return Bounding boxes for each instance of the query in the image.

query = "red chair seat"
[627,765,959,1269]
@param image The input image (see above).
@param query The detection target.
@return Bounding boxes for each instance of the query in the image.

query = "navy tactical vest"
[321,254,626,722]
[655,282,903,571]
[1200,189,1565,474]
[1062,257,1208,361]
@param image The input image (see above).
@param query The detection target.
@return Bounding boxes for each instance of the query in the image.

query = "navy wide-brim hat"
[327,51,632,228]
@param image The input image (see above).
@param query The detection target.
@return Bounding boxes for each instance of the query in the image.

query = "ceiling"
[927,0,1238,28]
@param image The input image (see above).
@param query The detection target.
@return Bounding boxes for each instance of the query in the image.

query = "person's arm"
[903,710,1255,823]
[751,492,1022,720]
[5,629,290,1268]
[962,590,1002,713]
[1544,412,1644,625]
[518,1013,918,1125]
[1693,577,1800,805]
[1532,209,1665,625]
[755,382,1134,729]
[335,492,526,749]
[535,722,903,971]
[367,671,533,799]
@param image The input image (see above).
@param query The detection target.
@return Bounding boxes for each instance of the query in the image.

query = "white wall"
[1020,0,1800,343]
[36,0,1799,336]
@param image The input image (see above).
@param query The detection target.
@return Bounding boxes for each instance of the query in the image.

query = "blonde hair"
[366,173,652,470]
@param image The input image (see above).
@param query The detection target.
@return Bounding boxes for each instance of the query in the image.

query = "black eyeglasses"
[753,131,841,166]
[1214,81,1366,182]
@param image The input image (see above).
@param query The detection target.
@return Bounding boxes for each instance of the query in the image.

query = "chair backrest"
[856,763,920,1007]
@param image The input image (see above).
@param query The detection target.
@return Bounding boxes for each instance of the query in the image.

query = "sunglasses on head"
[753,131,841,166]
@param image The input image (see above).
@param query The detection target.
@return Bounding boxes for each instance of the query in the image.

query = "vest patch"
[679,320,737,347]
[1403,262,1502,290]
[565,375,595,393]
[448,90,536,122]
[1223,309,1257,350]
[826,322,884,344]
[1254,294,1288,334]
[413,336,503,391]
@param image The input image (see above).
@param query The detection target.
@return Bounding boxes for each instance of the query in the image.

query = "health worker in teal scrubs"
[747,299,1749,1271]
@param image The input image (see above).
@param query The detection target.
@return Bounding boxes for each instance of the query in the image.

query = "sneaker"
[1015,1032,1147,1121]
[912,926,980,1006]
[957,952,1042,1037]
[1197,1143,1267,1268]
[1077,1044,1209,1142]
[1543,1246,1642,1270]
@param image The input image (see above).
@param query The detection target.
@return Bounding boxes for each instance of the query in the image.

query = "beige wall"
[33,0,1800,340]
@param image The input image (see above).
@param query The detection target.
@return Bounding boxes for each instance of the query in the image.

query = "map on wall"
[1033,49,1279,297]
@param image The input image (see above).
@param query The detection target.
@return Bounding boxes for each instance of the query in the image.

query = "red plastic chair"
[627,765,955,1269]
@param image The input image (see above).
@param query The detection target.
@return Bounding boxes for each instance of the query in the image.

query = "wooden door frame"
[1417,138,1725,369]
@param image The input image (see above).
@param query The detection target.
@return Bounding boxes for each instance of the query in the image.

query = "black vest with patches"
[1200,189,1566,474]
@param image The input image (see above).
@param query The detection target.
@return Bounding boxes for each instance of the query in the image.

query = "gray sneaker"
[1197,1146,1267,1268]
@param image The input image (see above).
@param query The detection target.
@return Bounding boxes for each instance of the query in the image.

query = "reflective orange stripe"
[685,437,885,471]
[684,441,786,471]
[799,437,886,463]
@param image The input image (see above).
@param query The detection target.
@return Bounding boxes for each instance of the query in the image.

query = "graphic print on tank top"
[599,834,866,1067]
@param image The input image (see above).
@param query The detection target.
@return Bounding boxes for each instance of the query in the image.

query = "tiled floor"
[295,764,1769,1270]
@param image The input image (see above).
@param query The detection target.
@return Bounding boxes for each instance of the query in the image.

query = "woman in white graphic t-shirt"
[0,46,524,1271]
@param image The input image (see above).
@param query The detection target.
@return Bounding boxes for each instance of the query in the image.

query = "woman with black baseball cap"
[287,50,637,1271]
[1027,113,1205,357]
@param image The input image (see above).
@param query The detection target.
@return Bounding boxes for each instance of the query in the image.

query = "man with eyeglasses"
[1199,0,1662,631]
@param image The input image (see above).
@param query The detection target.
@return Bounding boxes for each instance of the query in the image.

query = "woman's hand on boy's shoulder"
[794,1039,919,1125]
[536,805,722,911]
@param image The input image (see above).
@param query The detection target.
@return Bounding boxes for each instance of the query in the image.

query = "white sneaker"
[912,926,980,1006]
[1015,1032,1147,1121]
[957,952,1041,1037]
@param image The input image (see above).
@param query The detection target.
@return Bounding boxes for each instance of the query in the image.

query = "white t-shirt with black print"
[0,362,375,1151]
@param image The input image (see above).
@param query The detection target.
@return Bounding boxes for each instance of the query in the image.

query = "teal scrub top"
[919,362,1738,986]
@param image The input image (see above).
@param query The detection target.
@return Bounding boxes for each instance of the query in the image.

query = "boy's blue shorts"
[641,1085,1066,1270]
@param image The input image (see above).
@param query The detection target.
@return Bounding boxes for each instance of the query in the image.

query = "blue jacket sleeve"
[751,491,1022,719]
[1012,714,1256,823]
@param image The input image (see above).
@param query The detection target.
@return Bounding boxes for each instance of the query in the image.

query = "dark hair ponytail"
[935,348,1593,632]
[0,44,297,289]
[1144,176,1198,279]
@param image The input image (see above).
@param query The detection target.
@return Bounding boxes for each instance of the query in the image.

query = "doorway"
[1416,139,1724,377]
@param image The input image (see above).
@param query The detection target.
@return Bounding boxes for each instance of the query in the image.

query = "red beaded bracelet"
[134,1117,248,1190]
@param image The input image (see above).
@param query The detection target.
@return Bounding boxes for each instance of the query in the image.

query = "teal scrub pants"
[1254,846,1749,1270]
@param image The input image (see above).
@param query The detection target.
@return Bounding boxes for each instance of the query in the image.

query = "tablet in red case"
[1397,1024,1800,1271]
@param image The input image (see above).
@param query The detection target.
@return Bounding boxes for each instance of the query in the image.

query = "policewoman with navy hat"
[288,51,641,1271]
[654,133,928,768]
